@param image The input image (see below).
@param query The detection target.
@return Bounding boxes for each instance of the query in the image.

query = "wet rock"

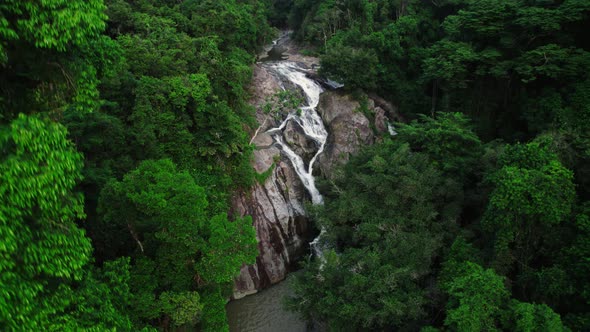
[233,39,400,298]
[283,120,318,165]
[251,132,274,149]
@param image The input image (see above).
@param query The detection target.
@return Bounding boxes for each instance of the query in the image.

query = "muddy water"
[226,278,308,332]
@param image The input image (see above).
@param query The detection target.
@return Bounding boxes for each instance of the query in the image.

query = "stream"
[226,35,328,332]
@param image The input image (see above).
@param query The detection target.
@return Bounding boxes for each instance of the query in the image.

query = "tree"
[288,139,460,330]
[0,0,106,54]
[397,112,483,178]
[442,261,509,332]
[98,159,257,329]
[0,0,108,120]
[560,203,590,330]
[54,258,136,331]
[185,0,273,53]
[441,260,568,332]
[320,41,379,90]
[483,142,575,274]
[0,114,89,329]
[509,300,566,332]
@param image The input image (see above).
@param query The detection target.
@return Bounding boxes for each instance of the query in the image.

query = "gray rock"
[317,91,375,179]
[283,120,318,165]
[252,146,279,174]
[368,93,402,122]
[374,106,388,134]
[249,65,283,131]
[231,159,310,299]
[233,62,315,299]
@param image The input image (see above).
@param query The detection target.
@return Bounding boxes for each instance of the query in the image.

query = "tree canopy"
[2,0,590,330]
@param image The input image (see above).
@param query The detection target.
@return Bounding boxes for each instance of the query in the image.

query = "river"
[226,276,312,332]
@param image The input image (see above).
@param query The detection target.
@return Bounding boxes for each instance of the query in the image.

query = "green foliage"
[186,0,274,54]
[290,247,430,330]
[200,286,231,332]
[0,114,133,330]
[94,0,266,197]
[0,0,108,120]
[514,44,589,83]
[115,28,199,78]
[397,112,483,177]
[559,203,590,329]
[439,237,483,286]
[320,41,379,90]
[129,75,208,167]
[289,139,460,330]
[568,206,590,300]
[0,0,106,54]
[0,114,90,329]
[510,301,566,332]
[262,90,304,117]
[197,214,258,284]
[54,258,135,331]
[486,142,575,226]
[483,142,575,274]
[98,159,257,328]
[159,291,203,327]
[422,40,479,89]
[440,244,571,332]
[428,0,589,136]
[286,0,590,329]
[323,139,459,247]
[442,261,509,332]
[64,110,132,186]
[3,0,590,329]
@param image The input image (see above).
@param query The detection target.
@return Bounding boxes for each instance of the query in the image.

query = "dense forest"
[1,0,589,331]
[287,0,590,331]
[1,0,272,330]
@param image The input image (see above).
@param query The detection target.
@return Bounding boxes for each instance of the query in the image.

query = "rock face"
[232,41,396,298]
[231,64,313,299]
[231,154,310,299]
[374,107,388,133]
[283,120,318,165]
[316,91,375,179]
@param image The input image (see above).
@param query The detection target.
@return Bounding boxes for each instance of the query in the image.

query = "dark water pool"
[226,278,308,332]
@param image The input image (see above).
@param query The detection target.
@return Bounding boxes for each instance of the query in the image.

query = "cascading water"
[263,61,327,257]
[265,62,325,204]
[227,34,339,332]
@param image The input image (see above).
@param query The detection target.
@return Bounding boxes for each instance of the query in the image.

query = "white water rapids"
[265,61,326,205]
[264,61,327,257]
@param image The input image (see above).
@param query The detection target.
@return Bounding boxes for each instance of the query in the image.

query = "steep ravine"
[227,33,397,330]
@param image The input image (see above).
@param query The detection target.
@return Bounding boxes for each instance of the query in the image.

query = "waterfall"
[264,61,327,257]
[265,62,326,205]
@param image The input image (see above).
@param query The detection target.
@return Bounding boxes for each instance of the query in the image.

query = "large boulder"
[283,120,318,165]
[231,153,311,299]
[316,91,375,179]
